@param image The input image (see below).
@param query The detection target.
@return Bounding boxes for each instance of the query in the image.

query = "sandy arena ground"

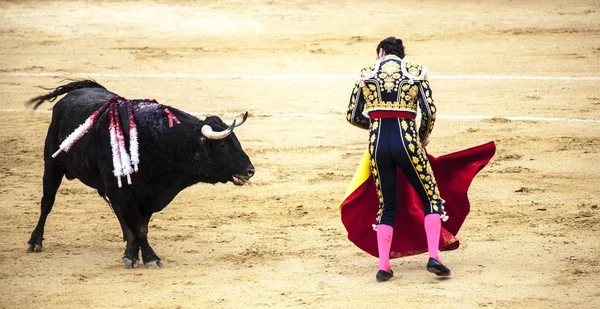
[1,1,599,308]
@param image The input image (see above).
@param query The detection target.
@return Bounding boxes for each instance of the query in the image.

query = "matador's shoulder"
[357,61,377,80]
[401,60,429,81]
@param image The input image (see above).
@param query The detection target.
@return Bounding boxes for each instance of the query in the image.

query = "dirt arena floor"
[1,1,599,308]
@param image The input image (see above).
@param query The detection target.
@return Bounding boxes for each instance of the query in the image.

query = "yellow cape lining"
[340,148,371,210]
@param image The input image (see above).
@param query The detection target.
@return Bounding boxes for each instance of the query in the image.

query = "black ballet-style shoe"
[426,258,451,277]
[376,269,394,282]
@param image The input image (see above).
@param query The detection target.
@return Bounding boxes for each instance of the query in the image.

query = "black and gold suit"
[346,55,447,227]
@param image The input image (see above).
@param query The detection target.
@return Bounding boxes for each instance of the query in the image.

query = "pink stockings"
[376,224,393,272]
[377,214,442,271]
[424,213,442,262]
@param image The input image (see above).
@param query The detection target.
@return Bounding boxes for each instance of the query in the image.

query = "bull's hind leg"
[27,162,65,252]
[108,192,162,269]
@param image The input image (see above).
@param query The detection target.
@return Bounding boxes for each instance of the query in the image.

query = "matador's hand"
[422,139,429,148]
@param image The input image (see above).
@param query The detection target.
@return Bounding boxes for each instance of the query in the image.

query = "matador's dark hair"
[376,37,405,59]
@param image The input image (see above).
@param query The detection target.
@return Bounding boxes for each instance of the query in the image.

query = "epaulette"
[401,60,428,81]
[357,61,377,80]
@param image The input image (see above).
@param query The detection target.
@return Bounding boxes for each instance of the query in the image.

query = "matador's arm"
[346,80,370,130]
[417,77,437,143]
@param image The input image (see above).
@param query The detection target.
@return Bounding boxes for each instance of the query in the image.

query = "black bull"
[25,80,255,268]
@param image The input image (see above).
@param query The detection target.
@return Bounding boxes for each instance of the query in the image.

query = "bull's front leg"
[99,190,140,268]
[136,212,161,269]
[120,220,141,269]
[111,206,140,268]
[108,192,162,269]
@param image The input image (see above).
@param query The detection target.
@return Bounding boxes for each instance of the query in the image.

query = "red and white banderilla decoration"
[52,96,141,188]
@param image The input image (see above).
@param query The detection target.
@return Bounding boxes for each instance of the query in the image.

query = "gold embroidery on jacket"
[361,60,425,114]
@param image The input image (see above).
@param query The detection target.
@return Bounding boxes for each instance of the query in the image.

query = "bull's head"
[199,112,254,186]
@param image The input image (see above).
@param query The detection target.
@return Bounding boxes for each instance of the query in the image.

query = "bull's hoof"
[144,260,164,269]
[122,257,140,269]
[26,244,43,253]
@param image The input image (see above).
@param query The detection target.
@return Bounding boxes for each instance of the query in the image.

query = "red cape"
[340,142,496,258]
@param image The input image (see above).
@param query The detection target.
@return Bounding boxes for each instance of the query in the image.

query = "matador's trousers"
[368,114,447,227]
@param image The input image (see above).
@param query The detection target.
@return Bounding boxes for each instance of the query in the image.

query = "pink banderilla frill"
[163,108,180,128]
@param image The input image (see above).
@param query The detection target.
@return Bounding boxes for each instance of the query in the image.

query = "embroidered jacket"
[346,55,437,143]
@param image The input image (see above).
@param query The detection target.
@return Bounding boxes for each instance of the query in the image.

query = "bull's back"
[47,88,117,189]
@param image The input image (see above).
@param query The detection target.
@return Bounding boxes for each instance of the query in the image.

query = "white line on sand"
[2,72,600,81]
[2,109,599,123]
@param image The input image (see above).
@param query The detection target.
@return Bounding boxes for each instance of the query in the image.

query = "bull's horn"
[201,119,236,140]
[226,112,248,127]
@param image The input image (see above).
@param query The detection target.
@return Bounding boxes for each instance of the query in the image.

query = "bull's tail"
[27,79,107,110]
